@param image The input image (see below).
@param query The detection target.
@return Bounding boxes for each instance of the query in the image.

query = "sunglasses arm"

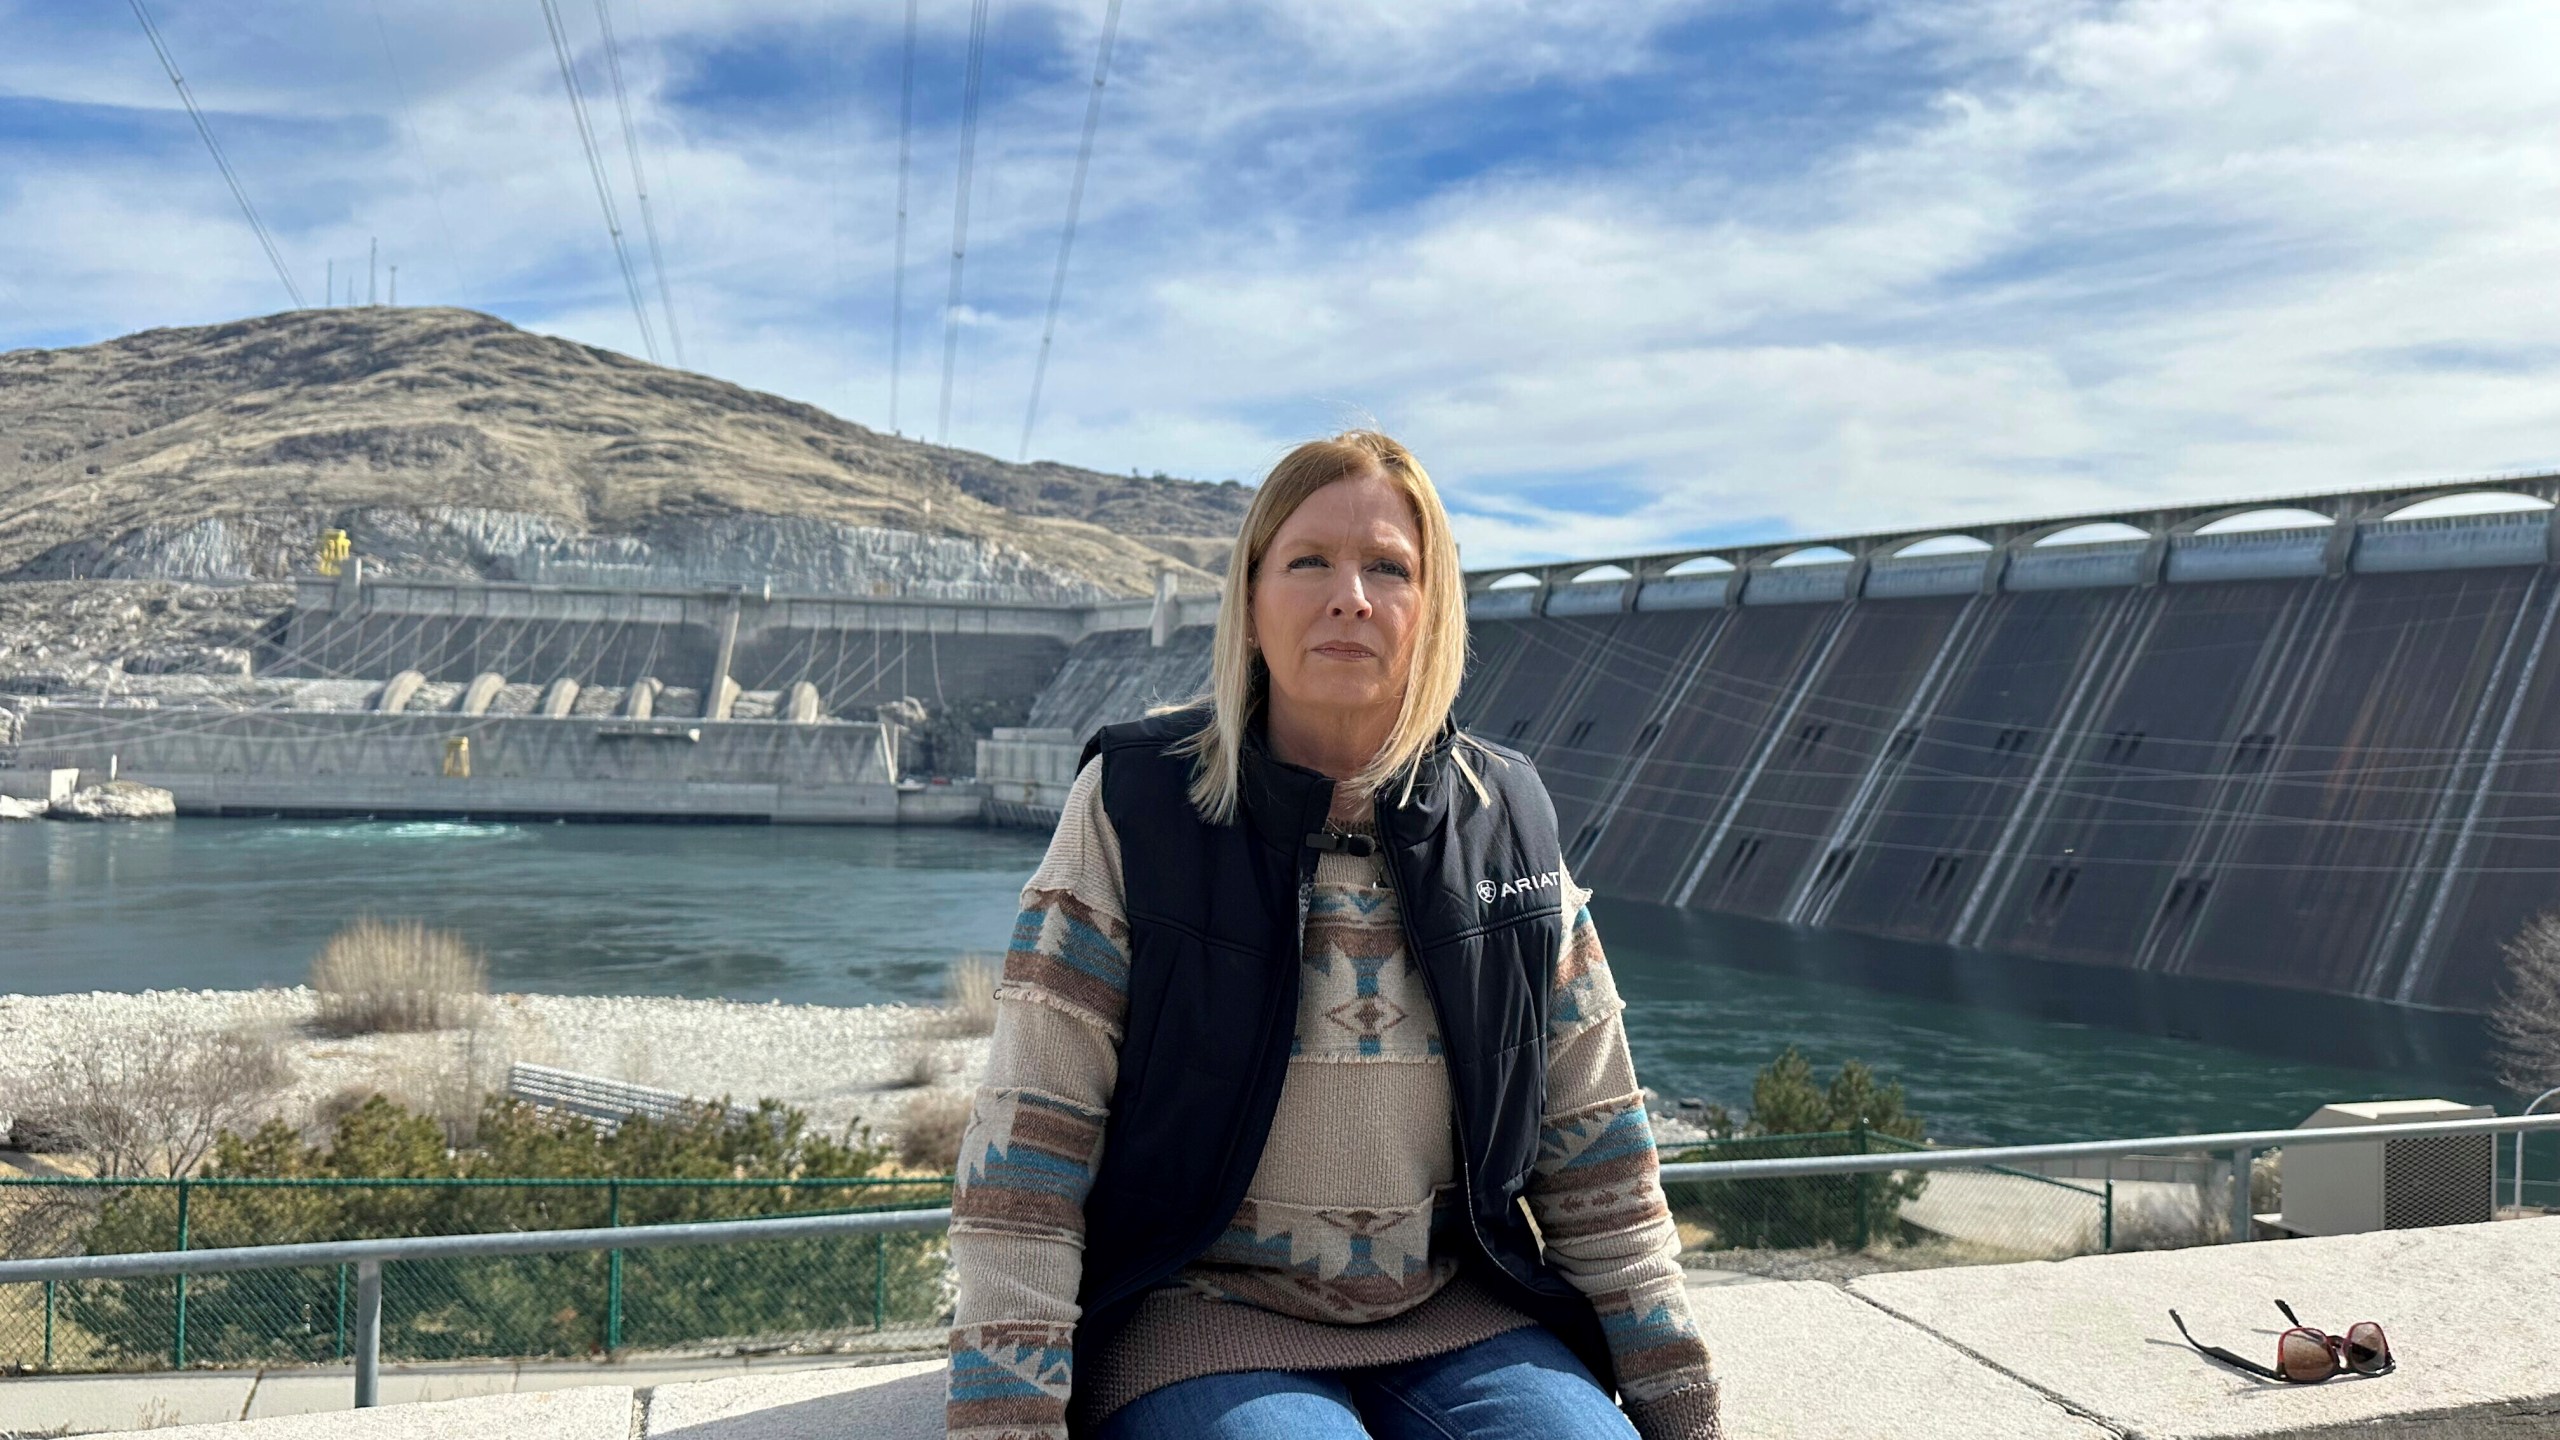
[2170,1309,2286,1382]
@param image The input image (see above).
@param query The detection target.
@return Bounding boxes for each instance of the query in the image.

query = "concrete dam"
[13,474,2560,1010]
[1010,476,2560,1015]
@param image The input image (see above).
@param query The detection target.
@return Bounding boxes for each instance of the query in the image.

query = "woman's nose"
[1330,574,1371,617]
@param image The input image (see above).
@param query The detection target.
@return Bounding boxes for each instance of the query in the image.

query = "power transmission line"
[937,0,993,445]
[1018,0,1123,462]
[536,0,660,362]
[125,0,305,309]
[888,0,918,434]
[591,0,685,368]
[367,0,464,299]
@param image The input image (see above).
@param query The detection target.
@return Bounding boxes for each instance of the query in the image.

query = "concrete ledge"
[1849,1215,2560,1438]
[643,1359,946,1439]
[67,1219,2560,1439]
[130,1386,634,1440]
[1694,1279,2109,1438]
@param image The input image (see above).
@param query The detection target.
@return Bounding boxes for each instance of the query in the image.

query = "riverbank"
[0,988,989,1154]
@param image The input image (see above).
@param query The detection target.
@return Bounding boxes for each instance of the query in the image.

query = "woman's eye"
[1287,555,1327,570]
[1371,560,1412,579]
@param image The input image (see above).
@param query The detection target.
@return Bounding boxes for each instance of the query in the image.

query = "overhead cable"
[536,0,660,362]
[937,0,993,445]
[126,0,306,309]
[366,0,464,299]
[591,0,686,368]
[1018,0,1124,461]
[888,0,918,433]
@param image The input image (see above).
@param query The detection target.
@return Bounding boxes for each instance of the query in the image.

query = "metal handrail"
[1657,1112,2560,1183]
[0,1206,952,1408]
[7,1112,2555,1411]
[1661,1112,2560,1250]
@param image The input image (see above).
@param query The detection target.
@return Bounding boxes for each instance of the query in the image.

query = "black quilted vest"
[1070,707,1612,1404]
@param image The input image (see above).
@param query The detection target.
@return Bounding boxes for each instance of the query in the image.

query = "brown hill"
[0,307,1246,595]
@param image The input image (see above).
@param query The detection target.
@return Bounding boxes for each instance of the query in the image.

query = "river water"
[0,817,2502,1145]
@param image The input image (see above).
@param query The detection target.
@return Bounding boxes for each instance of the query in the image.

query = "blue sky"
[3,0,2557,566]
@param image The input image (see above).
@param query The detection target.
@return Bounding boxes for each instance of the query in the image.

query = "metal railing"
[1660,1112,2560,1251]
[0,1207,952,1407]
[3,1114,2555,1411]
[0,1174,952,1375]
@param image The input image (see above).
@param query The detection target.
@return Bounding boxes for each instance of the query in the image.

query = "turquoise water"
[0,817,2503,1145]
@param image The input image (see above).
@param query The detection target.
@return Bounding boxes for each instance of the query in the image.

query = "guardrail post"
[43,1279,54,1369]
[1851,1122,1871,1251]
[172,1178,190,1370]
[873,1232,887,1331]
[2226,1147,2254,1243]
[605,1180,623,1353]
[2102,1158,2115,1253]
[353,1260,382,1408]
[335,1263,348,1360]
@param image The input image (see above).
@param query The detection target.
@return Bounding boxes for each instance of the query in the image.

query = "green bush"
[1665,1047,1928,1253]
[66,1095,950,1367]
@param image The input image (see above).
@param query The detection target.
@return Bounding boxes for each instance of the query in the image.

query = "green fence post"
[43,1280,54,1369]
[605,1181,623,1353]
[335,1264,349,1360]
[873,1232,887,1332]
[1852,1121,1871,1251]
[172,1178,190,1370]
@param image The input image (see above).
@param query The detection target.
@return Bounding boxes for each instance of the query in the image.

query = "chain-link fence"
[0,1175,951,1374]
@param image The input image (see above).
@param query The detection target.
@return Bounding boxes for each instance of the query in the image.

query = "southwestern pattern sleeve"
[946,758,1128,1440]
[1527,872,1723,1440]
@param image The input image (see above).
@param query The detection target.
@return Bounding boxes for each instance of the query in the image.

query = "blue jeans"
[1093,1324,1637,1440]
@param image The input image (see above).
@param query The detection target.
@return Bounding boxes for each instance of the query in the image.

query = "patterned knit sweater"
[945,758,1721,1440]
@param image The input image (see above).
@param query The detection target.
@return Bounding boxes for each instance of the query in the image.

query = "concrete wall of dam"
[265,574,1131,720]
[12,706,921,823]
[988,495,2560,1012]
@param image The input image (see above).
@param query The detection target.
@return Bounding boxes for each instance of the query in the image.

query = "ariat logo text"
[1476,871,1559,905]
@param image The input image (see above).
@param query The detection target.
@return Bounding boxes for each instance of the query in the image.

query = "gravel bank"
[0,988,990,1147]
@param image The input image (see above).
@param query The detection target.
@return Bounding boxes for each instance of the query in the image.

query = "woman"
[945,431,1721,1440]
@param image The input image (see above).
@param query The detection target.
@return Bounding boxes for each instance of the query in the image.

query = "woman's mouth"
[1312,642,1375,659]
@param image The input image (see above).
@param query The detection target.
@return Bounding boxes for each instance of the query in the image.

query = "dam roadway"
[13,473,2560,1011]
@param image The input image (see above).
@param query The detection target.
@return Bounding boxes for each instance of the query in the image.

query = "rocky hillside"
[0,307,1247,597]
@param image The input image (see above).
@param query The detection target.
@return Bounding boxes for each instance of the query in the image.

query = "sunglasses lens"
[2345,1322,2389,1372]
[2279,1329,2337,1382]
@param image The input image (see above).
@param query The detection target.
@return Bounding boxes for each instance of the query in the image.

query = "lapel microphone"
[1304,831,1379,857]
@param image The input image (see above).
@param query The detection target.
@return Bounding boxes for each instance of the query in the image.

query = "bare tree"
[32,1028,289,1179]
[3,1029,291,1260]
[2491,911,2560,1095]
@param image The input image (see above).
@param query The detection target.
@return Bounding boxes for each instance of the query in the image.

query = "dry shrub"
[2110,1185,2226,1251]
[887,1044,941,1090]
[310,916,488,1035]
[942,953,1000,1037]
[899,1088,975,1171]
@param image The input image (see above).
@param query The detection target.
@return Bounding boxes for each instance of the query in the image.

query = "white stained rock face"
[0,794,46,820]
[49,780,176,821]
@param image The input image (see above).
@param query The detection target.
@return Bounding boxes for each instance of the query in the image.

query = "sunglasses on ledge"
[2169,1301,2394,1384]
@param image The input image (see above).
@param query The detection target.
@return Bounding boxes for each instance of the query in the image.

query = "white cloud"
[4,0,2558,568]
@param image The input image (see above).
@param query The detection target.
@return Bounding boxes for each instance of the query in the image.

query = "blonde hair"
[1165,429,1477,824]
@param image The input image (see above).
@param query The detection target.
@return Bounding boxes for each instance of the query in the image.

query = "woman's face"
[1250,469,1426,730]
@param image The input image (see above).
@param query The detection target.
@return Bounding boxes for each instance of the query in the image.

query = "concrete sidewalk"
[31,1217,2560,1439]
